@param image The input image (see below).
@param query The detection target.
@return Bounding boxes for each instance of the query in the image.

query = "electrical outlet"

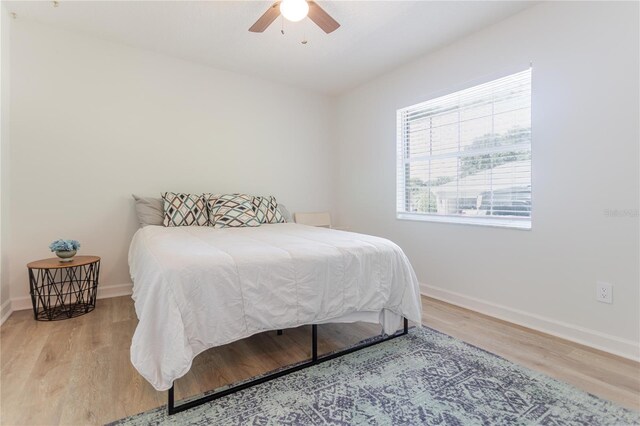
[596,282,613,304]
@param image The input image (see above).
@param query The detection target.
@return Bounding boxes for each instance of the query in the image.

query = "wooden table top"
[27,255,101,269]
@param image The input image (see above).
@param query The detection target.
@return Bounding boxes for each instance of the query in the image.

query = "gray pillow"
[278,204,293,223]
[132,195,164,227]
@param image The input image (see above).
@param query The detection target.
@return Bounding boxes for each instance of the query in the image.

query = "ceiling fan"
[249,0,340,34]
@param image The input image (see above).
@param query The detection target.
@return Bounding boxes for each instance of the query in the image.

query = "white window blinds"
[396,68,532,229]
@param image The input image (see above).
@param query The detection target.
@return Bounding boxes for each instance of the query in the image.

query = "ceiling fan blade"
[249,2,281,33]
[307,1,340,34]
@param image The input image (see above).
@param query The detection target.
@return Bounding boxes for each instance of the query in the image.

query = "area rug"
[110,327,640,425]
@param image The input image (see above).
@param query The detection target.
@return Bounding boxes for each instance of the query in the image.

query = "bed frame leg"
[168,384,175,415]
[277,329,283,336]
[403,317,409,334]
[312,324,318,362]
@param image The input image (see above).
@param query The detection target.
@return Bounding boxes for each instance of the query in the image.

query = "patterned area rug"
[110,327,639,425]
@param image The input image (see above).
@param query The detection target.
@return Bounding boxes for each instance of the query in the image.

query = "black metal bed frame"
[167,318,409,415]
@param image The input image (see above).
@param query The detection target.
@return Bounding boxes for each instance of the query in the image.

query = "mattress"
[128,223,423,391]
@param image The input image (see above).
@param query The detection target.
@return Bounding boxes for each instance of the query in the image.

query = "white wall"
[8,21,335,303]
[6,2,639,360]
[335,2,640,359]
[0,4,11,322]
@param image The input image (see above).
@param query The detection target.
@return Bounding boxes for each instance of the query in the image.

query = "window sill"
[396,213,531,230]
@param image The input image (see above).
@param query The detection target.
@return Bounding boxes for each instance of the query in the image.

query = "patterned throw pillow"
[207,194,261,228]
[162,193,208,227]
[252,196,286,224]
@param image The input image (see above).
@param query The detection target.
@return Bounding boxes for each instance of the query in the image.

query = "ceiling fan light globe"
[280,0,309,22]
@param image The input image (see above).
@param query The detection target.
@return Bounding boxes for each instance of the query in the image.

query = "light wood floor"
[1,296,638,425]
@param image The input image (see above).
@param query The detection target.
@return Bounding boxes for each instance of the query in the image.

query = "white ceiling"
[6,1,536,95]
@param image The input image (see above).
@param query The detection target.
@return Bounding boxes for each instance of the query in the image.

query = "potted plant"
[49,239,81,262]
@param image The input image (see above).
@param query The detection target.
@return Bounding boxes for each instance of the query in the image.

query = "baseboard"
[9,283,133,312]
[6,281,638,361]
[0,299,12,326]
[96,282,134,299]
[421,283,640,362]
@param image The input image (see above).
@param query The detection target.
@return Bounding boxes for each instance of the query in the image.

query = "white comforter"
[128,223,422,391]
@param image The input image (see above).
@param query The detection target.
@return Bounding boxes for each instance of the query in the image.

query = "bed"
[128,223,423,411]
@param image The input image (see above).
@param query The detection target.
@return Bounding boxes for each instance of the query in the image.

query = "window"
[396,68,532,229]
